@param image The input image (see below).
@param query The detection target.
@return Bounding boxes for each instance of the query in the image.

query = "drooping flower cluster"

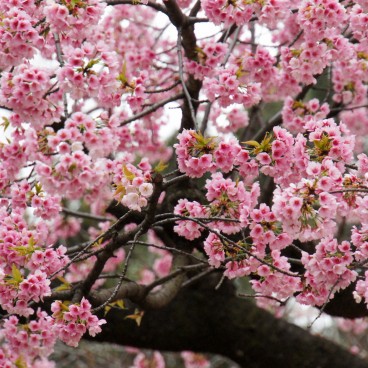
[205,172,248,234]
[51,298,106,347]
[298,237,356,306]
[174,199,208,240]
[0,310,57,367]
[0,268,51,317]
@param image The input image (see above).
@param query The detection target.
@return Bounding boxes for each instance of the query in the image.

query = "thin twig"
[128,240,207,263]
[105,0,167,14]
[182,267,217,287]
[145,80,181,94]
[307,276,342,329]
[238,292,287,305]
[153,215,299,278]
[53,33,68,118]
[177,27,198,130]
[222,26,241,66]
[62,207,113,222]
[330,188,368,194]
[120,93,184,126]
[50,210,133,278]
[145,262,208,292]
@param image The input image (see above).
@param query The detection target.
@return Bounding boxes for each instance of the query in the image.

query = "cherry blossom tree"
[2,0,368,367]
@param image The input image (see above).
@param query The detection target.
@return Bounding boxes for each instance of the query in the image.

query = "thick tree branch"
[104,0,167,14]
[92,288,368,368]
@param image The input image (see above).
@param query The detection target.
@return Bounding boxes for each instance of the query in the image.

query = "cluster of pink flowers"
[203,66,262,108]
[0,205,69,283]
[248,204,292,253]
[350,4,368,42]
[126,71,149,112]
[281,42,330,85]
[185,41,227,80]
[272,179,339,241]
[174,130,243,178]
[305,119,355,164]
[235,47,280,102]
[3,0,368,362]
[203,232,226,268]
[251,250,302,309]
[246,126,295,185]
[0,269,51,317]
[203,232,257,278]
[43,0,106,42]
[282,97,330,133]
[51,298,106,347]
[297,0,347,42]
[0,64,62,129]
[0,7,43,69]
[205,172,247,234]
[27,246,69,278]
[174,199,208,240]
[57,43,121,107]
[36,148,96,200]
[112,160,153,212]
[298,237,356,306]
[28,187,61,221]
[174,130,218,178]
[0,310,57,367]
[202,0,289,28]
[201,0,256,26]
[332,53,368,105]
[53,112,118,159]
[351,225,368,262]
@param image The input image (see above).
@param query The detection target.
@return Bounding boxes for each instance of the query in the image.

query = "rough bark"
[91,288,367,368]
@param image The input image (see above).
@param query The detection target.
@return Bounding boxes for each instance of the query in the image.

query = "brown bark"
[91,287,368,368]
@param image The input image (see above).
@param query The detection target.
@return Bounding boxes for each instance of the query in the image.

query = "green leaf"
[125,308,144,326]
[104,299,125,316]
[153,160,168,173]
[114,184,126,200]
[122,165,135,181]
[117,61,128,85]
[116,299,125,309]
[1,116,10,131]
[35,182,43,195]
[11,264,23,284]
[85,58,100,70]
[54,277,72,292]
[243,140,261,148]
[15,356,27,368]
